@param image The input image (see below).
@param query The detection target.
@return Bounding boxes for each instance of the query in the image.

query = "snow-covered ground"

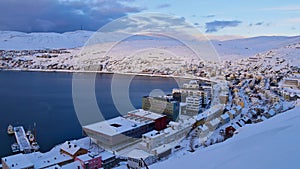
[149,105,300,169]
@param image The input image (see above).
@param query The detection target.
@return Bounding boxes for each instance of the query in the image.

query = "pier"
[13,126,32,153]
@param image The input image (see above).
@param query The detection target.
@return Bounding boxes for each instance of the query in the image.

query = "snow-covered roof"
[2,153,33,169]
[44,164,61,169]
[61,161,83,169]
[228,109,237,115]
[71,137,91,150]
[76,153,100,163]
[127,109,164,120]
[127,149,153,159]
[99,151,115,161]
[198,124,209,131]
[60,141,81,156]
[83,116,153,136]
[197,113,207,121]
[209,118,221,126]
[236,105,242,110]
[143,130,164,139]
[268,109,276,116]
[220,113,230,120]
[33,146,73,168]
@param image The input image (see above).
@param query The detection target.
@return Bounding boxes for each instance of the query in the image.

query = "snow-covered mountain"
[0,30,299,57]
[213,36,300,58]
[151,105,300,169]
[0,30,93,50]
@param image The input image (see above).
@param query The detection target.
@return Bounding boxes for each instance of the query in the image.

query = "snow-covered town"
[1,39,299,168]
[0,1,300,168]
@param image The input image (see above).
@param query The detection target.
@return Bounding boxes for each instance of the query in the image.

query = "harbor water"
[0,71,181,158]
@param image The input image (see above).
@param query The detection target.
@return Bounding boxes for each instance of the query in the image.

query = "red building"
[127,109,167,131]
[75,154,102,169]
[225,126,236,139]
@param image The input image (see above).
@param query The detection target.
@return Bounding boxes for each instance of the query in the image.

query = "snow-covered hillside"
[151,105,300,169]
[0,30,93,50]
[213,36,300,59]
[0,30,299,57]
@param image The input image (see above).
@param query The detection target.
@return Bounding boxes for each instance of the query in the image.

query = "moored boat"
[31,141,40,151]
[11,143,20,153]
[7,124,14,135]
[28,133,35,142]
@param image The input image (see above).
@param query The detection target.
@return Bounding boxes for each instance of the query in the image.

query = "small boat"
[7,124,14,135]
[26,130,32,136]
[28,133,35,142]
[11,143,20,153]
[31,141,40,151]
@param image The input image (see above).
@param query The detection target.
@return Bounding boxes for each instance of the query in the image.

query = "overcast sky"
[0,0,299,37]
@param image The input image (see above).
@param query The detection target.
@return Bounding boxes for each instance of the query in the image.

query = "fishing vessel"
[31,141,40,151]
[11,143,20,153]
[7,124,14,135]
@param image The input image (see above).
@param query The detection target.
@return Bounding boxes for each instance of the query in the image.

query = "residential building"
[2,154,34,169]
[142,96,180,121]
[75,154,101,169]
[99,151,118,169]
[127,149,157,169]
[60,141,88,159]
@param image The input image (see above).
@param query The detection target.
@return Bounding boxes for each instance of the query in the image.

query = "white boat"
[28,133,35,142]
[11,143,20,153]
[7,124,14,135]
[26,130,32,136]
[31,141,40,151]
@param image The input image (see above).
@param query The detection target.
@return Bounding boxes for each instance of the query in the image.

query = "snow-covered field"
[150,105,300,169]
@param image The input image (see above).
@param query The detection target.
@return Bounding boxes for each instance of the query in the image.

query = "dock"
[14,126,32,153]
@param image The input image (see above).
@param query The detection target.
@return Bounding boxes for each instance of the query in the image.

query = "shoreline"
[1,68,214,82]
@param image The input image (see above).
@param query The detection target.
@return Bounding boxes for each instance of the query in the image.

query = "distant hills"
[0,30,299,62]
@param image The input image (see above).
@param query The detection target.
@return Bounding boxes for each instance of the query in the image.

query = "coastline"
[1,68,214,82]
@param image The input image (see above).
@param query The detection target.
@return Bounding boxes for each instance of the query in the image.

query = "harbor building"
[83,109,167,151]
[142,96,180,121]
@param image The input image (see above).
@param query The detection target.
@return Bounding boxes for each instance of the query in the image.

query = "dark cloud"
[255,22,264,26]
[205,20,242,33]
[0,0,143,33]
[156,4,171,9]
[249,22,263,26]
[203,15,216,18]
[248,22,270,27]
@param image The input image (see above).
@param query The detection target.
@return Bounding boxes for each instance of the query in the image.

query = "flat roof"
[83,116,153,136]
[31,147,73,169]
[61,161,83,169]
[143,130,164,139]
[128,109,164,120]
[2,154,33,169]
[99,151,115,161]
[127,149,152,159]
[76,153,100,162]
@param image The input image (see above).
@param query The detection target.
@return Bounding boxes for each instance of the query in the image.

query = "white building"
[186,96,202,115]
[127,149,157,169]
[83,110,166,151]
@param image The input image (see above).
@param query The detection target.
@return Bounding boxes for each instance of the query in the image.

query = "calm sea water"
[0,71,181,158]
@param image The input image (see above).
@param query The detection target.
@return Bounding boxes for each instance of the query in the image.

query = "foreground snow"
[150,106,300,169]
